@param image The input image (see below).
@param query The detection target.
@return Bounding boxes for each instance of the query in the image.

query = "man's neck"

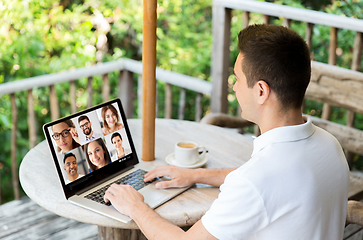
[258,108,305,134]
[69,173,79,181]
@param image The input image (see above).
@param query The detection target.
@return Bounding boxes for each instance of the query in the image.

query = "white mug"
[174,141,206,166]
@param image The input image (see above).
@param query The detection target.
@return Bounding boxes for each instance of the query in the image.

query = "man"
[104,24,349,239]
[63,152,84,184]
[78,115,103,144]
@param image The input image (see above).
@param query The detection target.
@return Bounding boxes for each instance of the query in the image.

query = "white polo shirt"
[202,117,349,240]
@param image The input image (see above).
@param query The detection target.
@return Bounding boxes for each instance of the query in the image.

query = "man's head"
[78,115,92,137]
[236,24,311,111]
[63,152,78,179]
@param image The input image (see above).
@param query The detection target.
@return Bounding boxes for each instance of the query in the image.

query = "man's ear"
[256,80,270,104]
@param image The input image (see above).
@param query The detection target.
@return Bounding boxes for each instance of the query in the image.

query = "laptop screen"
[43,99,139,199]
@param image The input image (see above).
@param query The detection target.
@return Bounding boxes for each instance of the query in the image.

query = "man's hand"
[145,166,236,188]
[144,165,196,189]
[104,184,148,218]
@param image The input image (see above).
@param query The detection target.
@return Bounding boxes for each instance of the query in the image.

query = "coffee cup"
[174,141,206,166]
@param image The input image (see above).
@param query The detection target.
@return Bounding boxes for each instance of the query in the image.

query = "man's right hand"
[144,165,196,189]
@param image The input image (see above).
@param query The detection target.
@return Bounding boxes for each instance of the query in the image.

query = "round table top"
[20,118,253,229]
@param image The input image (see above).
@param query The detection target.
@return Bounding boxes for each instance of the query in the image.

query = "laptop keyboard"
[84,169,154,206]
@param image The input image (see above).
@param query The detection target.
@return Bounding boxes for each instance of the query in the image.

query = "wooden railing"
[0,58,212,201]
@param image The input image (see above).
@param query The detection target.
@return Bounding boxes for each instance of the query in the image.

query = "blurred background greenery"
[0,0,362,203]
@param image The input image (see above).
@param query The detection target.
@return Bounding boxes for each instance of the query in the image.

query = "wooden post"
[283,18,291,28]
[10,94,20,200]
[211,6,231,113]
[306,23,314,52]
[119,70,134,119]
[242,11,249,28]
[263,15,270,25]
[28,90,37,148]
[102,74,110,102]
[70,81,77,114]
[137,75,143,119]
[142,0,157,161]
[178,88,186,120]
[165,83,172,119]
[322,27,338,121]
[195,93,202,122]
[49,85,59,121]
[87,76,93,108]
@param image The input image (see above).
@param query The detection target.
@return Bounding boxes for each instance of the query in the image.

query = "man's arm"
[104,184,217,240]
[144,165,235,188]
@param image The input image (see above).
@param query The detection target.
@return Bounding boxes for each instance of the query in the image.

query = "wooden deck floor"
[0,197,98,240]
[1,196,363,240]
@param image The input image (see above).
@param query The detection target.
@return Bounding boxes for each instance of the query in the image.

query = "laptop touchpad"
[141,186,172,207]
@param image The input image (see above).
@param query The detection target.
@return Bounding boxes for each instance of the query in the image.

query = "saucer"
[165,153,208,169]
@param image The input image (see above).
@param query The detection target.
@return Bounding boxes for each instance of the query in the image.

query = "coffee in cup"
[174,141,206,166]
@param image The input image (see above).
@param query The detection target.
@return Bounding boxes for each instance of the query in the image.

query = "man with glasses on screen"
[78,115,103,145]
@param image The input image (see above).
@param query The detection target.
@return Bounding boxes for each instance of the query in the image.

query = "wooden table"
[19,119,253,239]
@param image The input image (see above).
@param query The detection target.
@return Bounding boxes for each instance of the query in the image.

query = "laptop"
[43,98,190,223]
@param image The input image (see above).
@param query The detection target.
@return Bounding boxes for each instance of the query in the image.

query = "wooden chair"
[201,60,363,200]
[346,200,363,226]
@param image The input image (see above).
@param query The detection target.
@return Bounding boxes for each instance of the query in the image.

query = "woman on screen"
[52,120,80,153]
[101,104,124,135]
[111,132,132,160]
[84,138,111,172]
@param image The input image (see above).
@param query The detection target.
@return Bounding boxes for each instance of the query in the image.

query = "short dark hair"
[78,115,90,124]
[111,132,122,144]
[238,24,311,110]
[63,152,76,164]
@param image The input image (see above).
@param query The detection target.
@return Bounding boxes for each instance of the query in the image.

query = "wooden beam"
[263,14,270,25]
[142,0,157,161]
[49,85,59,121]
[178,88,186,120]
[87,76,93,108]
[282,18,291,28]
[242,11,249,28]
[27,90,37,148]
[119,70,134,119]
[10,94,20,200]
[306,23,314,52]
[102,74,110,102]
[195,93,203,122]
[165,83,172,119]
[70,81,77,114]
[211,6,231,113]
[321,27,338,121]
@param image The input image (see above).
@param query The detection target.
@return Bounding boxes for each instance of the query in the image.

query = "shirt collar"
[251,116,315,157]
[86,134,95,141]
